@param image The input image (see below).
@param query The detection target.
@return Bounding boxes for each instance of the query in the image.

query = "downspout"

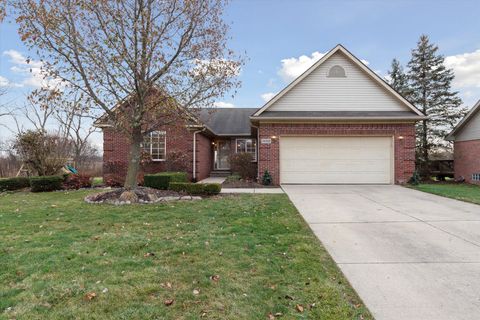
[192,128,206,182]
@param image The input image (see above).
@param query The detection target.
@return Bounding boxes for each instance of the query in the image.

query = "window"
[236,139,257,161]
[144,131,166,161]
[473,173,480,181]
[328,65,346,78]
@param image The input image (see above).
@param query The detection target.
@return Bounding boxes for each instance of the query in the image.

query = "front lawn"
[0,191,370,319]
[411,183,480,205]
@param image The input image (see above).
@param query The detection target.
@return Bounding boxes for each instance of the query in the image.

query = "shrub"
[0,177,30,191]
[262,170,273,186]
[144,172,188,190]
[226,174,241,182]
[104,160,128,187]
[63,174,92,190]
[165,150,190,172]
[229,152,256,180]
[30,175,64,192]
[408,170,421,186]
[169,182,221,195]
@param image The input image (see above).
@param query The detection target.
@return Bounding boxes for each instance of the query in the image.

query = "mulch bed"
[84,186,198,205]
[222,180,275,188]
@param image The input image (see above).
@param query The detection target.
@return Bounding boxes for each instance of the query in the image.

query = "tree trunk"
[124,127,143,190]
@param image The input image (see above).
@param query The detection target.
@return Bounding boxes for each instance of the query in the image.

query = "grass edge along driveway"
[0,190,371,319]
[410,183,480,205]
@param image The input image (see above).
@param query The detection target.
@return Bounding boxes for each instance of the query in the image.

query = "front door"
[214,140,230,170]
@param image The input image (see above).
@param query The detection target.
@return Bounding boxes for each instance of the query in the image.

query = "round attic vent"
[328,65,346,78]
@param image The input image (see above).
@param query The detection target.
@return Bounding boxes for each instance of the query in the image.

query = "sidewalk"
[221,188,283,194]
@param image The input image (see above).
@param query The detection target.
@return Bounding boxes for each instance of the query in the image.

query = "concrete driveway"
[283,185,480,320]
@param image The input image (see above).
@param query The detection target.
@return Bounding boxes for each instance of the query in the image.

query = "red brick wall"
[454,140,480,185]
[103,125,213,184]
[195,133,213,181]
[257,122,416,185]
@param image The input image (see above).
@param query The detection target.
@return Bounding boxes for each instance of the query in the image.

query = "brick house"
[97,44,425,185]
[447,100,480,185]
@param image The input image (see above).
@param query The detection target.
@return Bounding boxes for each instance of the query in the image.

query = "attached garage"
[279,136,393,184]
[250,44,425,185]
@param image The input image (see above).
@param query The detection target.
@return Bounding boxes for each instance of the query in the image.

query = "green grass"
[0,190,371,320]
[91,177,103,187]
[411,183,480,205]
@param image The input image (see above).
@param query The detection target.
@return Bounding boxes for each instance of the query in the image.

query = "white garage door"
[280,136,393,184]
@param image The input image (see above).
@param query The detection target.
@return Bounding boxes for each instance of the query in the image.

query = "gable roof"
[252,44,425,119]
[446,99,480,141]
[197,108,257,136]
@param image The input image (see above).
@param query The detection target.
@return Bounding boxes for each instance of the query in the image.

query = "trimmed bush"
[63,174,93,190]
[0,177,30,191]
[144,172,188,190]
[30,175,64,192]
[169,182,221,195]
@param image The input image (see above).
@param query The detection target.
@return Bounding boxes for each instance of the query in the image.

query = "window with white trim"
[236,138,257,161]
[473,173,480,181]
[144,131,166,161]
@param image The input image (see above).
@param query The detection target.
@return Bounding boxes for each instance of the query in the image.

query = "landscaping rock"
[84,187,200,205]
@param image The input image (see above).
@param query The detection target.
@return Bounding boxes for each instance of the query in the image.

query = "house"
[447,100,480,185]
[97,44,425,185]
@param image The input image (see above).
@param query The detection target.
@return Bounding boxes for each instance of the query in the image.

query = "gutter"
[250,116,428,121]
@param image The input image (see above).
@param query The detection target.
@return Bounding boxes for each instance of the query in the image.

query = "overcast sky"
[1,0,480,150]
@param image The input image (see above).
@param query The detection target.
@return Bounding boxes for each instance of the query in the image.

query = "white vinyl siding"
[268,51,410,112]
[280,136,393,184]
[456,111,480,141]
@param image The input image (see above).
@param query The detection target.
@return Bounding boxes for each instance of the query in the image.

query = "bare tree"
[13,0,243,195]
[53,91,98,166]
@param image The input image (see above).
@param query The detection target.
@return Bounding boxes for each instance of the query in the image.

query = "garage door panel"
[281,160,390,172]
[281,172,390,184]
[280,136,392,184]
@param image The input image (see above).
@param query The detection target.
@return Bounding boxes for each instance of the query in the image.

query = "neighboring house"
[447,100,480,185]
[97,44,425,185]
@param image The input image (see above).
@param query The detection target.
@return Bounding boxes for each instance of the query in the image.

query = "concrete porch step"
[210,170,231,177]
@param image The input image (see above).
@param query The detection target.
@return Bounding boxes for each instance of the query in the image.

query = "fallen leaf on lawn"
[51,204,57,208]
[295,304,304,313]
[84,292,97,300]
[275,312,283,317]
[144,252,155,257]
[164,299,174,306]
[267,312,275,319]
[269,284,276,290]
[102,288,108,293]
[210,275,220,282]
[93,236,100,240]
[193,289,200,295]
[309,303,316,309]
[285,294,294,300]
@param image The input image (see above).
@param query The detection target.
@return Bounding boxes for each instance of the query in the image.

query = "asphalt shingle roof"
[197,108,258,136]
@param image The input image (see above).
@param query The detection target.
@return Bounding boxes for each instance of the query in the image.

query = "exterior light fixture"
[398,136,404,140]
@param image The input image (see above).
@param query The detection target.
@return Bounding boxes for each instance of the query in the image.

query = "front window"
[236,138,257,161]
[144,131,166,161]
